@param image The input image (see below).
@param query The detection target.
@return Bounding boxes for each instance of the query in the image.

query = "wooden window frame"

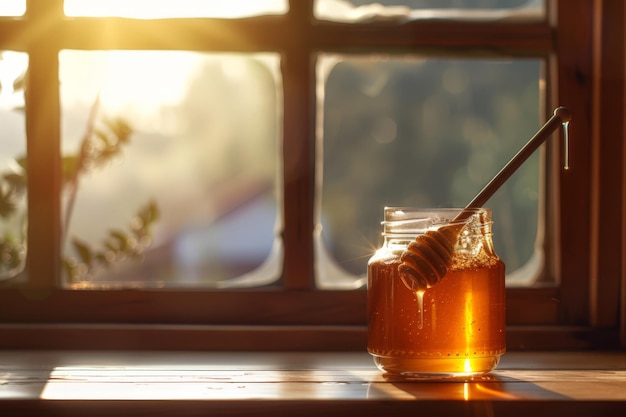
[0,0,623,350]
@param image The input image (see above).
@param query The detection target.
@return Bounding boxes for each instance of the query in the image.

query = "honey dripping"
[562,119,570,170]
[415,290,424,330]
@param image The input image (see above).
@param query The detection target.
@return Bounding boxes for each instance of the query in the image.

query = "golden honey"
[367,208,506,379]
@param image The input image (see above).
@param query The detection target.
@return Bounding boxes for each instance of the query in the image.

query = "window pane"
[0,51,28,281]
[65,0,288,18]
[59,50,282,289]
[316,55,543,289]
[315,0,545,22]
[0,1,25,16]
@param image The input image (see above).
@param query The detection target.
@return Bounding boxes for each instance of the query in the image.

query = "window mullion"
[281,1,315,290]
[25,24,62,290]
[312,21,553,53]
[60,17,289,51]
[589,0,624,328]
[26,0,63,19]
[555,0,594,324]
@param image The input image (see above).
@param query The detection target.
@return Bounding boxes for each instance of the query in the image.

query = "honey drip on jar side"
[562,120,570,170]
[415,290,425,329]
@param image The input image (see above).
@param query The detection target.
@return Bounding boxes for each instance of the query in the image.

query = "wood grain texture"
[1,351,625,416]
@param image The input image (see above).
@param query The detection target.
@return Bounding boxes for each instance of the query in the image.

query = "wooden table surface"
[1,350,625,416]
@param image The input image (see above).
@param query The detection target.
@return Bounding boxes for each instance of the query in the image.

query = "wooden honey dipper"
[398,107,572,292]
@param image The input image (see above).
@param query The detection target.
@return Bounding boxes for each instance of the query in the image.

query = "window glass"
[59,50,282,289]
[0,1,25,16]
[64,0,288,18]
[316,55,543,289]
[0,51,28,281]
[315,0,545,23]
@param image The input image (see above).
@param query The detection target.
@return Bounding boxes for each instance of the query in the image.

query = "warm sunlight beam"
[59,50,194,129]
[39,366,351,400]
[60,51,278,132]
[64,0,287,19]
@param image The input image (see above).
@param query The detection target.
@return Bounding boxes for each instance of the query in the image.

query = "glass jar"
[367,207,506,379]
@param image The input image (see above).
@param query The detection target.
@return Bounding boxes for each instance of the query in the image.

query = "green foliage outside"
[0,88,159,282]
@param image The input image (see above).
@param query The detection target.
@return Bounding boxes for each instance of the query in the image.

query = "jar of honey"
[367,207,506,379]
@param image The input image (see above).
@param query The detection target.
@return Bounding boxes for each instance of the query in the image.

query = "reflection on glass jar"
[367,207,505,379]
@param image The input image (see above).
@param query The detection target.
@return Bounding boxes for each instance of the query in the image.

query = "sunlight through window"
[40,366,352,400]
[64,0,287,18]
[0,0,25,16]
[59,51,283,288]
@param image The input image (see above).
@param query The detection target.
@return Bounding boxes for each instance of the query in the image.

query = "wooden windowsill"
[1,350,625,416]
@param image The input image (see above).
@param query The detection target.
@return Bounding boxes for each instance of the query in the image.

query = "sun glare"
[99,51,196,110]
[64,0,287,19]
[0,1,25,16]
[60,50,210,131]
